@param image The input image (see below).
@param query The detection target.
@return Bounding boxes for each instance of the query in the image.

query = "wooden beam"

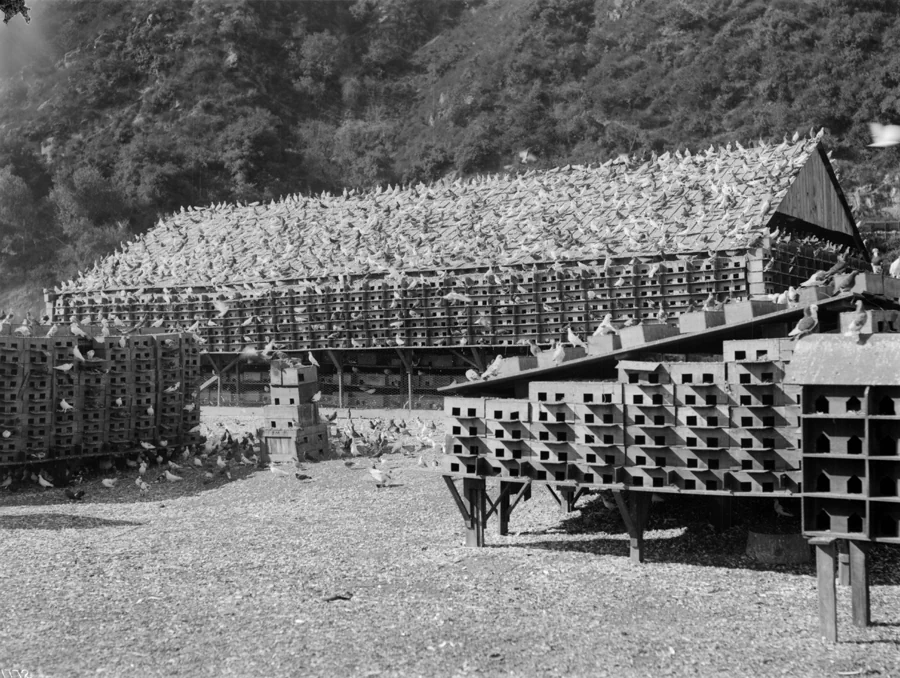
[470,347,486,372]
[448,348,481,371]
[507,480,531,514]
[544,484,561,507]
[812,538,838,642]
[711,496,733,532]
[463,477,486,547]
[442,476,470,524]
[837,539,850,586]
[394,348,413,372]
[849,540,871,628]
[498,481,511,536]
[484,483,514,522]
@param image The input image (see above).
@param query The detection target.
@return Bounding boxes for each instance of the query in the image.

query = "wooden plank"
[837,539,850,587]
[463,477,486,547]
[849,540,871,628]
[484,482,512,522]
[814,541,838,642]
[545,484,561,507]
[498,481,511,536]
[442,476,471,524]
[507,480,532,514]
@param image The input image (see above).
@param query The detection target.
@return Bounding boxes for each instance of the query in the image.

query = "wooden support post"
[235,359,241,408]
[463,477,486,547]
[545,484,561,508]
[612,490,651,564]
[711,496,733,532]
[498,481,511,536]
[394,348,414,413]
[837,539,850,587]
[326,350,343,408]
[558,487,575,515]
[813,539,838,643]
[849,540,871,628]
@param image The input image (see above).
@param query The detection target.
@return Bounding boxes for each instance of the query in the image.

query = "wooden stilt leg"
[849,540,871,628]
[813,540,838,642]
[837,539,850,586]
[612,490,650,564]
[559,487,573,515]
[498,481,510,536]
[463,477,486,547]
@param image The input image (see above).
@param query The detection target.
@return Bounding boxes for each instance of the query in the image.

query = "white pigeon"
[481,354,503,379]
[566,326,587,348]
[37,474,54,489]
[59,399,74,412]
[890,255,900,279]
[307,351,320,367]
[168,460,182,470]
[593,314,617,336]
[799,270,827,288]
[269,464,291,477]
[140,441,155,450]
[369,465,392,488]
[551,341,565,365]
[465,369,482,382]
[101,478,117,488]
[139,461,147,475]
[192,457,204,467]
[165,470,184,482]
[216,456,226,469]
[869,122,900,147]
[137,479,150,494]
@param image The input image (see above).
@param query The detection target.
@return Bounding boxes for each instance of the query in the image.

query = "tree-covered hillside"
[1,0,900,308]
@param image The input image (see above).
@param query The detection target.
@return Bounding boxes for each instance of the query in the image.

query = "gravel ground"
[0,419,898,677]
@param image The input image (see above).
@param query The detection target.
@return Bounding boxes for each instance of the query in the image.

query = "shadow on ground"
[499,492,900,586]
[0,512,145,530]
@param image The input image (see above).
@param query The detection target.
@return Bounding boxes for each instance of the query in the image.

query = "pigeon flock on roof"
[61,130,830,294]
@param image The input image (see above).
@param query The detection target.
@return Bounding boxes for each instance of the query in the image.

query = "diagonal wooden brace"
[442,475,471,524]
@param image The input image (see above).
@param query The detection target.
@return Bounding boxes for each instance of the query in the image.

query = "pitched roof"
[65,130,844,293]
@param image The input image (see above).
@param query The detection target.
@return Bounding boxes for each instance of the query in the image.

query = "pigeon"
[871,248,884,274]
[53,363,74,372]
[269,464,291,477]
[465,369,482,382]
[774,499,794,518]
[831,270,858,296]
[891,255,900,279]
[788,304,819,341]
[566,326,587,349]
[551,341,565,365]
[308,352,320,367]
[65,488,85,501]
[481,354,504,380]
[844,300,868,340]
[37,474,54,489]
[310,391,322,403]
[593,314,617,336]
[799,270,827,288]
[869,122,900,147]
[138,461,147,475]
[101,478,117,488]
[137,479,150,494]
[369,465,392,488]
[165,470,184,482]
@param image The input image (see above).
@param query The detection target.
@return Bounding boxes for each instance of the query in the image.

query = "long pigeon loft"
[46,130,869,355]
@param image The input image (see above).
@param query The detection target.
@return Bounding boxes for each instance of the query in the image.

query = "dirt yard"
[0,411,898,677]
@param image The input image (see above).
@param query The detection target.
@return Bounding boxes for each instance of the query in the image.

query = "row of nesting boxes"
[46,243,864,351]
[261,361,329,463]
[441,338,803,496]
[0,328,202,465]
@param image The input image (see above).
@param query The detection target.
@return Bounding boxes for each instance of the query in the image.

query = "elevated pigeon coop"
[439,301,900,641]
[0,327,202,467]
[44,132,873,406]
